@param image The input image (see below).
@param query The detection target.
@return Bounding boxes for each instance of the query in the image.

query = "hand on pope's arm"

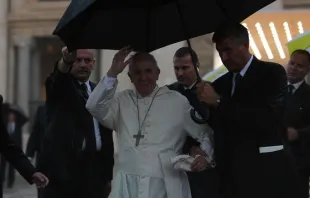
[32,172,49,188]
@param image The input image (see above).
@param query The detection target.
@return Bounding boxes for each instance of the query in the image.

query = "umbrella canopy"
[287,30,310,54]
[2,103,28,126]
[53,0,275,52]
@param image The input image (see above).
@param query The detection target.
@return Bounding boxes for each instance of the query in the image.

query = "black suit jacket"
[212,57,300,198]
[285,82,310,173]
[0,98,36,185]
[26,105,46,167]
[40,63,114,185]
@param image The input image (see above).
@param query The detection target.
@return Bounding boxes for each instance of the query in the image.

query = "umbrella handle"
[175,1,201,82]
[176,1,209,124]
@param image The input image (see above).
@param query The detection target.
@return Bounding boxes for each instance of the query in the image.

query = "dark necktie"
[232,73,242,95]
[80,83,89,101]
[286,84,295,104]
[80,83,96,151]
[287,84,295,96]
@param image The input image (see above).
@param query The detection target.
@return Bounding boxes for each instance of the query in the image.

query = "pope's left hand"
[191,155,210,172]
[32,172,49,188]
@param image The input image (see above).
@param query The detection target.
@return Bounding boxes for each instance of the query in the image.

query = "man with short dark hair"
[285,49,310,198]
[197,23,300,198]
[168,47,219,198]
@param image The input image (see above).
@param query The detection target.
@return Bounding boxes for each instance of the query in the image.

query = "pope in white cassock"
[86,47,215,198]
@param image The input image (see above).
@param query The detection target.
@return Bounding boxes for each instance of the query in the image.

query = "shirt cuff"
[103,75,117,89]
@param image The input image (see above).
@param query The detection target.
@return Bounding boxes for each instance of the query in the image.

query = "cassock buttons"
[145,121,151,127]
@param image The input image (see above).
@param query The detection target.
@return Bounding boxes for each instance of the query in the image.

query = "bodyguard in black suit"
[40,47,114,198]
[197,23,300,198]
[285,49,310,198]
[168,47,219,198]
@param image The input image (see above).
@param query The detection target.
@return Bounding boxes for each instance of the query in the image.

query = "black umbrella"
[53,0,275,124]
[54,0,275,53]
[2,103,28,126]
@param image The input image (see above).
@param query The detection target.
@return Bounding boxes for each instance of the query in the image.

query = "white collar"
[78,80,91,92]
[235,55,253,77]
[184,81,197,90]
[134,85,160,98]
[288,80,304,90]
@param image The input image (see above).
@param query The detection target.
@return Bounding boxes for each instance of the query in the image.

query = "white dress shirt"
[231,55,253,95]
[80,80,102,150]
[288,80,304,94]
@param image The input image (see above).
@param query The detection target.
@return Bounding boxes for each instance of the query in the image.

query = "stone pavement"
[3,174,36,198]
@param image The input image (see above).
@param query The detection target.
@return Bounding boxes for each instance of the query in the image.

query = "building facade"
[0,0,310,126]
[1,0,186,127]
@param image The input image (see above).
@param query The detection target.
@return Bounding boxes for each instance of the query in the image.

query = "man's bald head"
[71,49,96,82]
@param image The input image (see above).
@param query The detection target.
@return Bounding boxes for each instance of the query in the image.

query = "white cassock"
[86,76,214,198]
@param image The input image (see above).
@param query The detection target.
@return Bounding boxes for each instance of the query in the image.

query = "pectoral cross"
[133,130,144,146]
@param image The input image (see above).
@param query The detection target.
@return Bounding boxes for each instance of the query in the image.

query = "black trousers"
[41,151,108,198]
[298,170,309,198]
[187,168,220,198]
[0,157,15,188]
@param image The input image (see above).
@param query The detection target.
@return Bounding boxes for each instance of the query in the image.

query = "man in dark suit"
[197,23,300,198]
[0,95,49,198]
[39,47,114,198]
[26,105,47,198]
[285,49,310,198]
[167,47,219,198]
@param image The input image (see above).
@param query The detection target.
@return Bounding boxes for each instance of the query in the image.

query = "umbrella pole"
[176,1,209,124]
[175,1,201,82]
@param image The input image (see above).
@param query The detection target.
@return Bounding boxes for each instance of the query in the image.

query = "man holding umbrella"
[197,22,301,198]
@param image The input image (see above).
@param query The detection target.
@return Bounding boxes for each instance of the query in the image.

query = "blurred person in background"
[0,95,49,198]
[285,49,310,198]
[1,103,28,190]
[0,112,21,189]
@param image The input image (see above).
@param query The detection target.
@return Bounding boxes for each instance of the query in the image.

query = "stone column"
[89,49,101,83]
[0,0,8,100]
[30,44,41,102]
[190,35,214,75]
[213,46,223,69]
[13,36,33,117]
